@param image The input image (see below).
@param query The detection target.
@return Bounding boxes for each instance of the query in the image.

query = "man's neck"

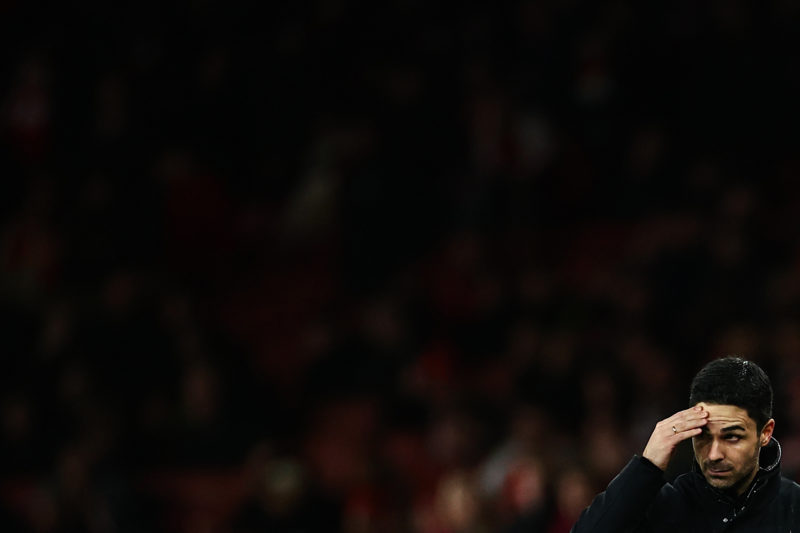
[733,466,760,498]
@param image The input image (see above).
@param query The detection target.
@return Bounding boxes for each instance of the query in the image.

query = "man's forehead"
[695,402,755,429]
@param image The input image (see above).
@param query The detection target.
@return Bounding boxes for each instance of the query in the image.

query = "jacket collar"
[758,436,781,474]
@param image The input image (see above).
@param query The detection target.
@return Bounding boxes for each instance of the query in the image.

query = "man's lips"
[707,467,733,475]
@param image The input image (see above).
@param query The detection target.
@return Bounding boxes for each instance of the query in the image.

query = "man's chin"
[706,476,735,490]
[704,472,747,494]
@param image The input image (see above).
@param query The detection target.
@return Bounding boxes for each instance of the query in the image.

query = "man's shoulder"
[776,476,800,527]
[779,476,800,495]
[638,471,698,526]
[669,470,703,494]
[649,471,701,509]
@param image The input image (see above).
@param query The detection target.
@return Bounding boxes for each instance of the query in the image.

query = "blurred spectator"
[231,447,318,533]
[497,456,549,533]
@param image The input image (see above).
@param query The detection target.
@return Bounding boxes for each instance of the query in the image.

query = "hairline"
[691,400,771,431]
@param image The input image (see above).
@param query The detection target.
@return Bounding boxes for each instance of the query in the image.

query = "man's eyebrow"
[720,425,746,433]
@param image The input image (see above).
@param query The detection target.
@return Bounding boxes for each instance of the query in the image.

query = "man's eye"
[725,435,742,441]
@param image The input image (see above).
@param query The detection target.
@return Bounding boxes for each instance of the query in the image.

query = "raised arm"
[570,406,708,533]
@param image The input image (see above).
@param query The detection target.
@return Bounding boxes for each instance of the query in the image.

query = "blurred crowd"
[3,1,800,532]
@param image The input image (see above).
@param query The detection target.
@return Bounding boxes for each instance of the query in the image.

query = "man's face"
[691,402,774,496]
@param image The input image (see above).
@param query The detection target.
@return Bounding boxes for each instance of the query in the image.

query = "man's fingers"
[655,407,708,440]
[643,407,708,471]
[675,413,708,428]
[643,408,707,471]
[664,407,708,427]
[672,426,703,442]
[669,417,707,435]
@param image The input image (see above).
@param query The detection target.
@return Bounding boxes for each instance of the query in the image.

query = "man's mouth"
[707,467,732,476]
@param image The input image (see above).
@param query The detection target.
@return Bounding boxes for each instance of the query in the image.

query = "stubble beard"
[703,442,761,496]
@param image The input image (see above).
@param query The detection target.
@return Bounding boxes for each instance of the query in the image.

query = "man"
[571,356,800,532]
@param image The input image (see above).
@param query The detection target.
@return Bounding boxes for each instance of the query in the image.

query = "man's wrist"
[637,454,667,474]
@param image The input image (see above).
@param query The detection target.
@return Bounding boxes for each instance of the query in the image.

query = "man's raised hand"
[642,406,708,471]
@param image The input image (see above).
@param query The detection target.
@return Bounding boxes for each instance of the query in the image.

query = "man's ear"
[760,419,775,447]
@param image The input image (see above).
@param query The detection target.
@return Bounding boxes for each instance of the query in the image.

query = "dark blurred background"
[3,1,800,532]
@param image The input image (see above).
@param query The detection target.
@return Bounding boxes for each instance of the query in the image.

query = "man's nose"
[708,439,724,461]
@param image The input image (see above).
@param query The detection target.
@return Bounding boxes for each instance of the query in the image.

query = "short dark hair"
[689,356,773,430]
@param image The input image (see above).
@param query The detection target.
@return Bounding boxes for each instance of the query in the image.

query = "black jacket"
[571,438,800,532]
